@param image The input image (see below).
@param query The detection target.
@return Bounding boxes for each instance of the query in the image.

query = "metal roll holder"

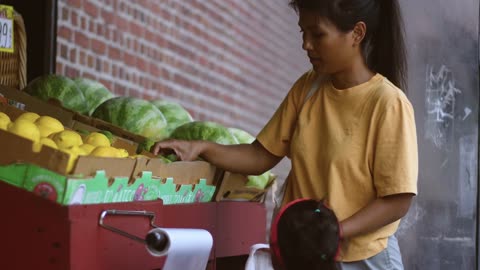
[98,210,170,256]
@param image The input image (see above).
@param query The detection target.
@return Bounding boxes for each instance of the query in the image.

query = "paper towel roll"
[146,228,213,270]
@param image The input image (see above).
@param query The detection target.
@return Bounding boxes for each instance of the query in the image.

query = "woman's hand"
[151,139,205,161]
[151,139,282,176]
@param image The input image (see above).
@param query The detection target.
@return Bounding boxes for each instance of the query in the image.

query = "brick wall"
[56,0,310,183]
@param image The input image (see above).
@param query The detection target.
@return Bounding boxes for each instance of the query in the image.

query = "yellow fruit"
[35,116,64,137]
[7,119,41,142]
[116,148,129,158]
[16,112,40,122]
[60,146,88,174]
[0,112,11,130]
[84,132,111,147]
[79,144,95,155]
[90,146,120,158]
[39,137,58,149]
[51,130,83,149]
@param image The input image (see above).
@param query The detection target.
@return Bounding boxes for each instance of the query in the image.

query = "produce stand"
[0,180,266,269]
[0,5,270,270]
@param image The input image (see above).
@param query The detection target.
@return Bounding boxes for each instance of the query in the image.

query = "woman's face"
[298,10,356,74]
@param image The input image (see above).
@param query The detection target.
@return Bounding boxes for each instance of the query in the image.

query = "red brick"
[69,48,77,63]
[56,62,64,74]
[74,31,89,48]
[108,46,122,60]
[91,38,106,54]
[58,26,72,40]
[99,79,113,91]
[84,0,99,17]
[70,11,78,27]
[114,83,127,96]
[136,57,147,72]
[65,65,80,78]
[67,0,82,9]
[87,55,94,69]
[79,50,86,65]
[124,52,136,66]
[82,72,96,80]
[101,9,114,25]
[59,43,68,59]
[61,8,69,21]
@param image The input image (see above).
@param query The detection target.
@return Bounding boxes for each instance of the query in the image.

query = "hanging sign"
[0,5,14,53]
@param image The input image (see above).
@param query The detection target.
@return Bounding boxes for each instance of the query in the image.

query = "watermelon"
[228,127,274,189]
[23,74,88,114]
[151,99,193,136]
[92,97,169,140]
[74,78,115,116]
[169,121,238,145]
[228,127,255,144]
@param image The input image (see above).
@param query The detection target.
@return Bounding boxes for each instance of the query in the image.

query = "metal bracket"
[98,210,159,243]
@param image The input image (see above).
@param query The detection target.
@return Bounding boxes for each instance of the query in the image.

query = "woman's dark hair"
[271,199,340,270]
[289,0,407,91]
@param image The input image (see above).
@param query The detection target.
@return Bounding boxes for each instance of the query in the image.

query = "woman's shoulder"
[287,69,319,104]
[372,75,412,109]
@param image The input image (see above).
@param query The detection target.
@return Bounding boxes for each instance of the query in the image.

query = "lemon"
[79,144,95,155]
[90,146,120,158]
[67,146,88,156]
[84,132,111,147]
[35,116,64,137]
[7,119,41,142]
[60,146,88,174]
[16,112,40,122]
[0,112,11,130]
[116,148,129,158]
[39,137,58,149]
[51,130,83,149]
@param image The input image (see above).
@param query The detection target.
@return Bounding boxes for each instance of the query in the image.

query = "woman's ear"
[352,21,367,46]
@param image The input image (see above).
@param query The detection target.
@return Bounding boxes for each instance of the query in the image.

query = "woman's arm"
[152,139,282,175]
[340,193,414,239]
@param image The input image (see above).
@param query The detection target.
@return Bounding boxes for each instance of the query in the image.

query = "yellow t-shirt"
[257,70,418,262]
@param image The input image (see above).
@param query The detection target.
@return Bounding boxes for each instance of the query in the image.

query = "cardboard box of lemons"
[35,116,65,138]
[15,112,41,122]
[51,130,83,149]
[0,112,11,130]
[7,119,41,142]
[90,146,128,158]
[84,132,111,147]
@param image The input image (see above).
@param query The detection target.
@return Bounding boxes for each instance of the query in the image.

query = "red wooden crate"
[0,181,266,270]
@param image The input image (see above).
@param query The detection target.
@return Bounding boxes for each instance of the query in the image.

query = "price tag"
[0,5,14,53]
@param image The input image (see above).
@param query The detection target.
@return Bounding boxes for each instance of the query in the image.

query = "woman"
[152,0,418,269]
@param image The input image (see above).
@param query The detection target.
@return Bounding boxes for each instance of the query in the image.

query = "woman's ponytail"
[369,0,407,91]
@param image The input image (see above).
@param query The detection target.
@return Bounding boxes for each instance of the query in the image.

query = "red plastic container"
[0,181,266,270]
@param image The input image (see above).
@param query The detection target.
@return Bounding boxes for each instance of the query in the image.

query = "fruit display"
[169,121,238,145]
[228,127,274,189]
[73,77,115,116]
[151,99,193,136]
[15,74,275,196]
[92,96,169,140]
[23,74,89,114]
[2,110,134,173]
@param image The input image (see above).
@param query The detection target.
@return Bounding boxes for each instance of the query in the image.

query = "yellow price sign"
[0,5,14,53]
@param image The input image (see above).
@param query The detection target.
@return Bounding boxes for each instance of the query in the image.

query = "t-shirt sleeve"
[256,72,311,158]
[373,96,418,197]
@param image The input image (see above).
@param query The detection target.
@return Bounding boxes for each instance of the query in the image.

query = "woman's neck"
[330,61,375,90]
